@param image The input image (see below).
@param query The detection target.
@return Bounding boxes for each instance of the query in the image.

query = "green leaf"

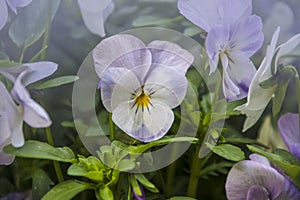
[35,76,79,89]
[130,175,142,197]
[135,174,159,193]
[3,140,76,163]
[132,15,182,27]
[41,180,93,200]
[247,145,300,188]
[272,81,289,116]
[9,0,61,47]
[117,159,136,171]
[67,156,106,182]
[206,143,245,162]
[183,26,202,37]
[99,186,114,200]
[32,168,54,200]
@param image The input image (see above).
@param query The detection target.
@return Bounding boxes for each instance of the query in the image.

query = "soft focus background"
[0,0,300,199]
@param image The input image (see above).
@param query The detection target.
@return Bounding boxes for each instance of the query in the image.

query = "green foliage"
[31,168,54,200]
[9,0,61,47]
[183,26,202,37]
[206,143,245,162]
[3,140,76,163]
[135,174,159,193]
[99,185,114,200]
[35,75,79,89]
[198,161,233,178]
[247,145,300,188]
[132,15,182,27]
[41,180,93,200]
[168,197,197,200]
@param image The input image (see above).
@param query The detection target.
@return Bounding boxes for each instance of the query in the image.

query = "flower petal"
[206,25,230,74]
[278,113,300,160]
[77,0,110,13]
[246,185,269,200]
[235,105,265,132]
[226,160,286,200]
[223,52,256,101]
[93,34,151,78]
[147,40,194,75]
[276,33,300,68]
[249,154,271,167]
[11,72,52,128]
[144,66,187,108]
[178,0,252,32]
[230,15,264,57]
[101,67,135,112]
[0,81,23,147]
[112,100,174,142]
[110,68,141,112]
[0,0,8,30]
[0,61,58,86]
[0,150,14,165]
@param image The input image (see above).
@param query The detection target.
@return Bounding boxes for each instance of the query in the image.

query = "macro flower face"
[236,28,300,131]
[0,62,57,165]
[178,0,264,101]
[0,0,32,30]
[278,113,300,161]
[226,154,300,200]
[77,0,114,37]
[93,34,194,142]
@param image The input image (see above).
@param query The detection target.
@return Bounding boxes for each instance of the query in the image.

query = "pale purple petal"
[5,0,32,14]
[206,25,230,74]
[223,52,256,101]
[0,0,8,30]
[112,100,174,142]
[249,154,271,167]
[11,72,52,128]
[144,66,187,108]
[0,150,14,165]
[0,82,23,148]
[110,68,141,112]
[0,61,58,86]
[93,34,151,78]
[77,0,110,13]
[230,15,264,57]
[178,0,252,32]
[101,67,133,112]
[226,160,286,200]
[21,62,58,86]
[147,40,194,75]
[246,185,269,200]
[278,113,300,161]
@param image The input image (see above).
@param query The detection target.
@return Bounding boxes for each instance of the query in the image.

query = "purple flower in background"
[178,0,264,101]
[226,154,300,200]
[77,0,114,37]
[236,28,300,131]
[0,0,32,30]
[278,113,300,161]
[0,62,57,165]
[93,34,194,142]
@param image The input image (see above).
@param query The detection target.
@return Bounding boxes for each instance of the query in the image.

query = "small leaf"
[117,159,136,171]
[135,174,159,193]
[130,175,142,197]
[3,140,76,163]
[35,76,79,89]
[99,186,114,200]
[132,15,180,27]
[206,143,245,162]
[272,81,289,116]
[247,145,300,188]
[41,180,93,200]
[183,26,202,37]
[198,161,233,177]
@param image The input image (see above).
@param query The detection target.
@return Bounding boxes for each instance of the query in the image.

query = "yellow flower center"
[135,92,150,108]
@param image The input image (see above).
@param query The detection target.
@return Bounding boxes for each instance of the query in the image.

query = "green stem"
[40,1,52,60]
[186,144,201,197]
[19,43,30,63]
[45,127,64,183]
[109,113,115,141]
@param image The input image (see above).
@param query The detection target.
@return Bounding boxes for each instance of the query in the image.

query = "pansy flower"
[236,28,300,131]
[178,0,264,101]
[93,34,194,142]
[278,113,300,161]
[0,0,32,30]
[226,154,300,200]
[77,0,114,37]
[0,62,58,165]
